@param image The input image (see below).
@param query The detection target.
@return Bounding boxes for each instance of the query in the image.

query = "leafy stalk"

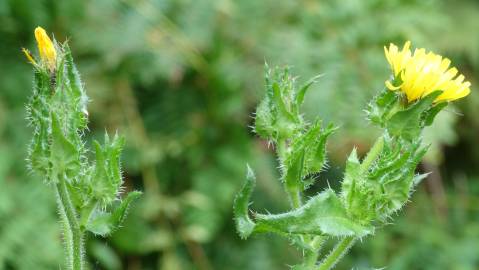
[24,27,141,269]
[234,65,450,269]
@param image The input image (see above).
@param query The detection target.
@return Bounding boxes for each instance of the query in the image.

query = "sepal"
[367,89,448,141]
[386,91,443,141]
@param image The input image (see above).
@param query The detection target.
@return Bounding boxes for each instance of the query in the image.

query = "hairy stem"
[303,236,326,267]
[289,188,302,208]
[316,237,356,270]
[56,177,85,270]
[277,138,303,208]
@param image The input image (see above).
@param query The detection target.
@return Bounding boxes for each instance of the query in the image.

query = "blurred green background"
[1,0,479,269]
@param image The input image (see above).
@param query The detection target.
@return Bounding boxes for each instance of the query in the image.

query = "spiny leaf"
[423,102,448,126]
[255,97,275,138]
[233,165,256,239]
[386,91,442,140]
[91,133,126,206]
[284,121,336,191]
[304,122,336,175]
[367,87,398,126]
[50,112,80,181]
[341,148,362,212]
[254,190,373,237]
[110,191,142,229]
[295,74,323,108]
[86,191,142,236]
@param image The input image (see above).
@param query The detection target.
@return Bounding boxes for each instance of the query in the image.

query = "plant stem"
[277,138,303,208]
[312,136,383,269]
[304,236,326,267]
[56,177,85,270]
[289,188,302,208]
[316,237,356,270]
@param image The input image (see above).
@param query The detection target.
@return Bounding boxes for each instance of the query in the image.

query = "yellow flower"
[384,41,471,103]
[34,27,57,72]
[384,41,411,77]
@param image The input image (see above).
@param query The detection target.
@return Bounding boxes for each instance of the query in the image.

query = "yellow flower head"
[34,27,57,72]
[384,41,471,103]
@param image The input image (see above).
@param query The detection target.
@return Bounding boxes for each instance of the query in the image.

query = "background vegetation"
[0,0,478,269]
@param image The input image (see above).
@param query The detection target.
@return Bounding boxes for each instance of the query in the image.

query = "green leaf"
[295,74,323,108]
[91,133,126,206]
[86,191,142,236]
[50,113,80,181]
[304,123,336,174]
[386,91,442,140]
[423,102,448,126]
[413,172,430,186]
[86,211,112,236]
[284,144,305,191]
[284,121,336,191]
[357,139,429,221]
[254,190,373,237]
[29,125,50,176]
[233,165,256,239]
[255,97,274,138]
[341,148,362,213]
[367,87,399,126]
[110,191,142,230]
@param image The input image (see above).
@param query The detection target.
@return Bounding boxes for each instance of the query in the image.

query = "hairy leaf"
[86,191,141,236]
[386,91,442,140]
[233,165,256,239]
[50,113,80,182]
[254,190,373,237]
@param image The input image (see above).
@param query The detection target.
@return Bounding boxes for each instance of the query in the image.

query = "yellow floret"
[384,41,470,102]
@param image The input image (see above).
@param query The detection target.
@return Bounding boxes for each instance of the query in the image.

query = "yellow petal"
[34,26,57,72]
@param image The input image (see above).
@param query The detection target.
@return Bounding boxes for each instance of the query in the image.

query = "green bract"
[234,65,450,269]
[26,39,140,269]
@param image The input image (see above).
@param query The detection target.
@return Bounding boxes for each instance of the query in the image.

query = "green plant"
[234,41,471,269]
[23,27,141,270]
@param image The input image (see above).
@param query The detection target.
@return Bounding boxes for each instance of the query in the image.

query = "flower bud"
[34,27,57,72]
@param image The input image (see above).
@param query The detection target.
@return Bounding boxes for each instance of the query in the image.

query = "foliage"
[234,64,454,268]
[0,0,478,269]
[24,29,140,269]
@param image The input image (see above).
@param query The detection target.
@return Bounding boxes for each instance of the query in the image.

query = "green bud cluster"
[26,41,140,269]
[234,65,449,269]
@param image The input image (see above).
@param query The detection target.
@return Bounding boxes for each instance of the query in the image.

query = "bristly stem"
[303,236,326,267]
[56,176,85,270]
[277,138,303,209]
[316,237,356,270]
